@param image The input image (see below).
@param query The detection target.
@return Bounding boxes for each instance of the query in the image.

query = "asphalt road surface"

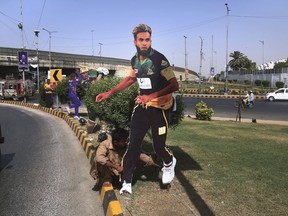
[27,93,288,122]
[0,104,104,216]
[183,97,288,122]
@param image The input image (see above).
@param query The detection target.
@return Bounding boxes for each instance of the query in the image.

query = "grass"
[80,111,288,215]
[163,117,288,215]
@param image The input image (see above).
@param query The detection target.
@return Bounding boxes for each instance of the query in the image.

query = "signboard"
[18,51,29,71]
[210,67,215,76]
[50,69,62,82]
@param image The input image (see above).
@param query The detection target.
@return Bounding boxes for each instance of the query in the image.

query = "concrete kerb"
[0,100,123,216]
[180,93,266,100]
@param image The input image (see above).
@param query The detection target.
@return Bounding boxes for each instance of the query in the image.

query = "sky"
[1,0,288,77]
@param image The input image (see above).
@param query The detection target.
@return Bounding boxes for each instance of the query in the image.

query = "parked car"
[266,88,288,101]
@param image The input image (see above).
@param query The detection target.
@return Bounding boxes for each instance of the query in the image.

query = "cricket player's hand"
[95,91,112,102]
[135,95,151,105]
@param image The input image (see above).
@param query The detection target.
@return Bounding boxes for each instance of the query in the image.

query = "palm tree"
[229,51,247,71]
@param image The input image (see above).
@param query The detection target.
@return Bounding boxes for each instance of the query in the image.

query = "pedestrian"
[44,79,53,108]
[90,128,160,190]
[95,23,179,195]
[66,72,81,120]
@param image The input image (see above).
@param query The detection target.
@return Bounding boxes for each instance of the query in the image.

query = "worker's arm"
[105,161,123,172]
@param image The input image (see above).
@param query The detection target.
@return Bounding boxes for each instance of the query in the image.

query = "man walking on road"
[95,23,179,195]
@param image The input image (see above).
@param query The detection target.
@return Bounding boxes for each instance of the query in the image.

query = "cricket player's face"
[134,32,151,56]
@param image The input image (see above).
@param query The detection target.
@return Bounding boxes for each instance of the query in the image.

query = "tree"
[229,51,256,71]
[274,59,288,69]
[229,51,246,70]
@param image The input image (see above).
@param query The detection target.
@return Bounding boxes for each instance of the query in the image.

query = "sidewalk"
[185,114,288,126]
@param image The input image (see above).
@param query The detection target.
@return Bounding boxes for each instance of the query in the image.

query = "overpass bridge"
[0,47,198,81]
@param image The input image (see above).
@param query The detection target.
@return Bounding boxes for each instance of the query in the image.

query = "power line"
[36,0,47,29]
[231,15,288,19]
[0,10,19,24]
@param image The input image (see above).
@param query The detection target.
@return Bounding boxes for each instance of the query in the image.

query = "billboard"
[18,51,29,71]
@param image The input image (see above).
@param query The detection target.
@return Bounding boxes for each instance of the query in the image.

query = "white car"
[266,88,288,101]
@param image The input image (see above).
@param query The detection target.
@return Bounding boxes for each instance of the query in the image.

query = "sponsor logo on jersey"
[147,69,154,75]
[161,60,169,67]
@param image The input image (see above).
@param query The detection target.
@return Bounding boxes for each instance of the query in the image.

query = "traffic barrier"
[100,185,124,216]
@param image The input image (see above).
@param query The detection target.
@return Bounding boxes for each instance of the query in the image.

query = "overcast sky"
[1,0,288,76]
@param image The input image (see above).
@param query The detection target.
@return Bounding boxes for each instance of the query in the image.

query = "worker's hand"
[116,165,123,173]
[95,91,112,103]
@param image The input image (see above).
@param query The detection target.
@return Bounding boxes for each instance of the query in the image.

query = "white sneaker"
[66,106,70,114]
[162,157,176,184]
[119,181,132,195]
[74,116,80,120]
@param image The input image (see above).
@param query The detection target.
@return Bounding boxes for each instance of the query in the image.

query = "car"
[266,88,288,101]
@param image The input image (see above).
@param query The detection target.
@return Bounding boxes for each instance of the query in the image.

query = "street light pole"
[34,30,40,90]
[259,40,265,90]
[91,30,94,56]
[184,36,187,81]
[225,3,230,94]
[42,28,57,70]
[99,43,103,65]
[199,36,204,92]
[259,40,265,67]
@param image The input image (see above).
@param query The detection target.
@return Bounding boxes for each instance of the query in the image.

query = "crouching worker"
[90,128,160,190]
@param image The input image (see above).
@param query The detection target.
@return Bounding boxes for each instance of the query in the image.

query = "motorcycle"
[242,99,254,108]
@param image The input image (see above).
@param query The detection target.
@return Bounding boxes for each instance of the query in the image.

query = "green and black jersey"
[129,48,176,110]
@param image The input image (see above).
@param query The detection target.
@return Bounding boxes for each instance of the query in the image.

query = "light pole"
[199,36,204,92]
[42,28,57,70]
[184,36,187,81]
[225,3,230,94]
[99,43,103,65]
[259,40,265,91]
[259,40,265,67]
[91,30,94,56]
[34,30,40,90]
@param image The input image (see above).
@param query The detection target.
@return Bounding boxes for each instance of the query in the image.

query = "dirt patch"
[115,167,200,216]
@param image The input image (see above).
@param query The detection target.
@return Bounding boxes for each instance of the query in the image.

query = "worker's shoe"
[119,181,132,195]
[74,116,80,120]
[162,157,176,184]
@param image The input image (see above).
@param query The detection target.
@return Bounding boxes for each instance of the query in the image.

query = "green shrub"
[275,81,284,89]
[195,101,214,120]
[244,80,251,85]
[170,94,185,130]
[54,79,69,104]
[255,80,262,86]
[84,77,184,129]
[262,80,270,87]
[38,83,46,106]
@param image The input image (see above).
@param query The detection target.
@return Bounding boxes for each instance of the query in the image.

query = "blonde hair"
[132,24,152,40]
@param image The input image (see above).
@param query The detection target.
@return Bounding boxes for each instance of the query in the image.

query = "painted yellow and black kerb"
[101,185,124,216]
[0,100,124,216]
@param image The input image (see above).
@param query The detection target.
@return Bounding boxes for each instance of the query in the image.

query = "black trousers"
[45,93,53,108]
[121,105,173,183]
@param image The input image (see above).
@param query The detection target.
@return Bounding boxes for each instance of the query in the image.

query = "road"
[0,104,104,216]
[183,97,288,122]
[27,93,288,122]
